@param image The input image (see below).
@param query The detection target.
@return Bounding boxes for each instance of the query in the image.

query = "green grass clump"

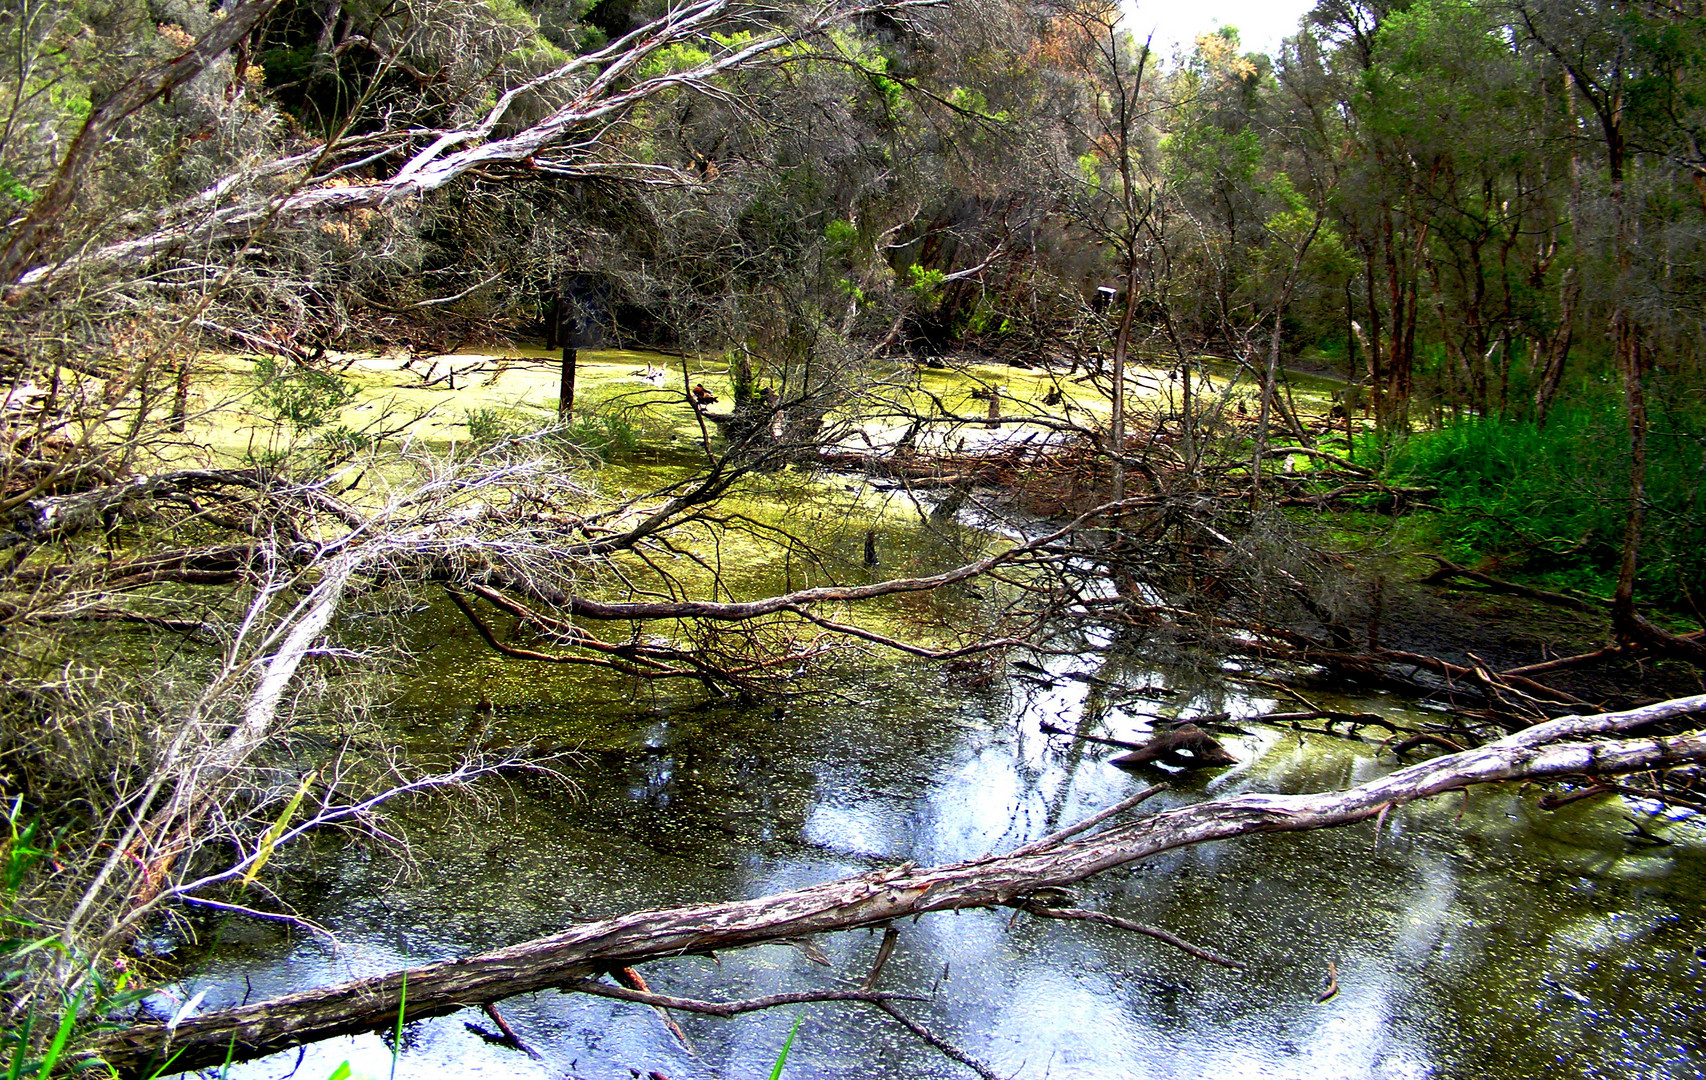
[563,410,642,460]
[1383,403,1706,605]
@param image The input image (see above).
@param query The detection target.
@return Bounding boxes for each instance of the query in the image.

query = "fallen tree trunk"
[1420,555,1606,615]
[82,694,1706,1078]
[0,469,266,550]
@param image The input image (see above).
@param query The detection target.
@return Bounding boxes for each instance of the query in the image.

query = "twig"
[1037,720,1146,751]
[560,978,929,1017]
[615,966,695,1054]
[1013,903,1245,969]
[872,1000,1003,1080]
[1255,710,1394,731]
[862,926,900,991]
[1008,785,1166,856]
[177,896,340,946]
[1503,644,1635,677]
[480,1002,544,1061]
[1386,733,1466,758]
[1314,961,1339,1004]
[1601,781,1706,814]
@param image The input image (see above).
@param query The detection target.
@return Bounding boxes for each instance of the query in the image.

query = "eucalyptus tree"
[1287,0,1436,426]
[1510,0,1706,641]
[1274,0,1574,425]
[1339,0,1574,418]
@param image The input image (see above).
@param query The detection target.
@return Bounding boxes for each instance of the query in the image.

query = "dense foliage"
[7,0,1706,1070]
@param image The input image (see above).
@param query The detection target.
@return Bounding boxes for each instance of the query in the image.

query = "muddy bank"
[1301,543,1696,704]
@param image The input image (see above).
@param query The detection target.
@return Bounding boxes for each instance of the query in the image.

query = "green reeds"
[766,1009,805,1080]
[388,972,406,1080]
[1385,403,1706,602]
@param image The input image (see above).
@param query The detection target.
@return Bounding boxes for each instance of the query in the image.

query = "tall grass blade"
[5,1011,32,1080]
[388,971,406,1080]
[219,1032,238,1080]
[242,771,317,888]
[35,989,81,1078]
[766,1009,804,1080]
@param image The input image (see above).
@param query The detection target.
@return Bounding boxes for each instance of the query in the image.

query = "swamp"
[3,1,1706,1078]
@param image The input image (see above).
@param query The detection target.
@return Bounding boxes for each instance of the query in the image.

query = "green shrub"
[466,404,644,461]
[1386,403,1706,603]
[253,357,356,432]
[315,424,375,458]
[563,411,641,459]
[464,407,527,446]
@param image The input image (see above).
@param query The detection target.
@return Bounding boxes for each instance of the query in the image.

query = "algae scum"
[158,351,1701,1080]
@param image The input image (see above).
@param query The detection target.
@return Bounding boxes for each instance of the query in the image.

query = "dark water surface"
[163,627,1704,1080]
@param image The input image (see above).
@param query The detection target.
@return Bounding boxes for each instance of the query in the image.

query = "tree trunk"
[1531,268,1577,425]
[1109,264,1140,502]
[1180,356,1193,470]
[1612,310,1646,638]
[559,346,576,420]
[1606,109,1645,640]
[170,357,192,433]
[1252,315,1284,507]
[79,694,1706,1078]
[1361,258,1386,429]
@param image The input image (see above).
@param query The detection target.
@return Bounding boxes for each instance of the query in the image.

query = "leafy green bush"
[253,357,357,432]
[314,424,374,458]
[464,407,527,446]
[563,411,641,459]
[1385,404,1706,603]
[466,404,645,461]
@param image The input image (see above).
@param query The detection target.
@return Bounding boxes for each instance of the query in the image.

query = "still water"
[163,626,1704,1080]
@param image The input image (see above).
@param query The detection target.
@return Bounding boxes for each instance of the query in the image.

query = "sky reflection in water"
[180,644,1704,1080]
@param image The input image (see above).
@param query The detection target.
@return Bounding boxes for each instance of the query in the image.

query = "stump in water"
[931,480,971,520]
[1108,724,1238,770]
[1038,720,1239,770]
[986,388,1001,428]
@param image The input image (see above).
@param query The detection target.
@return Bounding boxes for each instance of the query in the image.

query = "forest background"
[4,0,1706,1075]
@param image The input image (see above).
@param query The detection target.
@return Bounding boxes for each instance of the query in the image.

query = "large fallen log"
[82,694,1706,1078]
[1419,555,1607,614]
